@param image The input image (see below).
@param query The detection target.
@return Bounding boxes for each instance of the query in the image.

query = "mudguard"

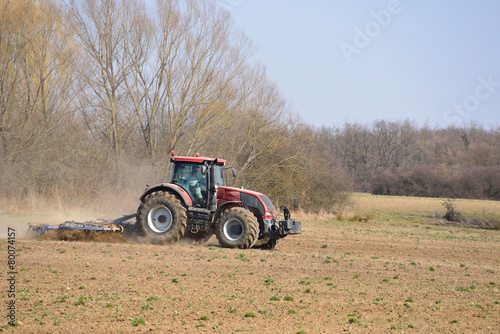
[139,183,193,207]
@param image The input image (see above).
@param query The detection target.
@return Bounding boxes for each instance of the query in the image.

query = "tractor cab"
[169,155,226,208]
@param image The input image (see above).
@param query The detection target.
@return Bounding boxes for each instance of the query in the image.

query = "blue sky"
[219,0,500,128]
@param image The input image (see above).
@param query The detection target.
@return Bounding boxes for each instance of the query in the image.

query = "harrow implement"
[27,214,136,238]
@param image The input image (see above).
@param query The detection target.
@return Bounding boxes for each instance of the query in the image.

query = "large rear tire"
[136,191,187,244]
[215,207,259,249]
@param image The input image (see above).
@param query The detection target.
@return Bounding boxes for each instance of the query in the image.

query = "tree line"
[1,0,497,214]
[321,121,500,200]
[0,0,351,212]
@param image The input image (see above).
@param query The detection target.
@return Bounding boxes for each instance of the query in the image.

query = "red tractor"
[136,153,301,249]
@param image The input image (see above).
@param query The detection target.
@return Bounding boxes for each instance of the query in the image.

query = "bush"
[442,199,461,222]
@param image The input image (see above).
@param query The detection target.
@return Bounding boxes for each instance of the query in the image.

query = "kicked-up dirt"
[1,214,499,333]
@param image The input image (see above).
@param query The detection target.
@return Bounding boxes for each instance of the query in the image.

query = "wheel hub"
[224,218,244,241]
[148,205,173,233]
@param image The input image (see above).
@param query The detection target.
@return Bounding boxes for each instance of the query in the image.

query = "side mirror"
[201,166,208,175]
[223,166,237,178]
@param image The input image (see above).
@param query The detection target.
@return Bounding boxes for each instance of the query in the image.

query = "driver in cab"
[187,167,206,204]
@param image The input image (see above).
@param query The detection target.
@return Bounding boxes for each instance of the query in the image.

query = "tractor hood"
[217,186,275,218]
[218,186,264,199]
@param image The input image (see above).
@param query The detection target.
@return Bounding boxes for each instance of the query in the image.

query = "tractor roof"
[170,155,226,166]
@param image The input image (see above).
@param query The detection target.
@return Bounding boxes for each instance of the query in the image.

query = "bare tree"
[157,0,255,157]
[67,0,140,163]
[123,0,256,172]
[0,0,81,203]
[330,123,373,191]
[0,0,75,160]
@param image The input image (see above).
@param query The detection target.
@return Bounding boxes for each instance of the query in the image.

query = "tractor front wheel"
[215,208,258,249]
[137,191,187,244]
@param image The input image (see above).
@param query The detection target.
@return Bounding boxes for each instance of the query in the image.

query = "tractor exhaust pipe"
[207,161,218,212]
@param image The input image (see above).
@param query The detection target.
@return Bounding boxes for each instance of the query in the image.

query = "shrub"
[442,199,461,222]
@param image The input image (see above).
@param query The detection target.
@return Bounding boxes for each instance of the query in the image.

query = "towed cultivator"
[27,215,136,238]
[27,153,301,249]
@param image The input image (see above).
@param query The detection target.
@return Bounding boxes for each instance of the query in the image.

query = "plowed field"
[1,195,499,333]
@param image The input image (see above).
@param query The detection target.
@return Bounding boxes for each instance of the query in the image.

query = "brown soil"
[40,230,129,243]
[1,217,499,333]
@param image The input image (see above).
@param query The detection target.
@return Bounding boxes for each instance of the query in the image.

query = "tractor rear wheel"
[137,191,187,244]
[215,207,258,249]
